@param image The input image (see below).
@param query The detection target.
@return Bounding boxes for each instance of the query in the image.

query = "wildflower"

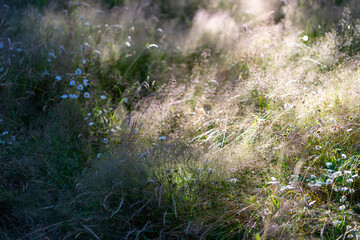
[334,171,342,178]
[61,94,68,99]
[84,92,90,98]
[16,48,22,52]
[326,178,333,185]
[103,138,108,144]
[339,205,346,210]
[87,113,91,116]
[208,168,214,174]
[315,145,322,150]
[84,117,88,120]
[302,35,309,42]
[341,187,349,192]
[325,162,334,168]
[84,22,90,26]
[147,44,159,49]
[69,94,78,99]
[75,68,82,75]
[47,58,52,62]
[97,153,101,158]
[344,170,352,175]
[347,178,354,183]
[340,196,347,203]
[0,42,4,49]
[88,122,94,126]
[157,28,163,33]
[290,124,295,128]
[82,58,86,64]
[349,189,355,193]
[353,174,359,178]
[77,84,84,91]
[2,131,8,135]
[332,220,342,226]
[347,128,353,132]
[100,95,106,100]
[159,136,166,140]
[83,79,89,86]
[230,167,238,173]
[55,75,62,81]
[229,178,238,183]
[357,203,360,208]
[125,41,131,47]
[309,200,316,206]
[341,154,347,159]
[110,129,116,133]
[325,210,331,214]
[347,234,354,239]
[69,80,76,86]
[123,98,128,103]
[48,52,56,58]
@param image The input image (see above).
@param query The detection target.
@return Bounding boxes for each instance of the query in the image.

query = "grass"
[3,0,360,239]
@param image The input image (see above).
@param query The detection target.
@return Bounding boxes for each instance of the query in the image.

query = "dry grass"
[2,0,360,239]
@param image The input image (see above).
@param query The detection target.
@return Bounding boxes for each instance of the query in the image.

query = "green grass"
[3,0,360,239]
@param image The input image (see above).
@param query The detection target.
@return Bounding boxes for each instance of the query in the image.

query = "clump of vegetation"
[3,0,360,239]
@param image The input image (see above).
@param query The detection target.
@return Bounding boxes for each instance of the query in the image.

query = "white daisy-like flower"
[55,75,62,81]
[84,92,90,98]
[229,178,238,183]
[208,168,214,175]
[75,68,82,75]
[61,94,68,99]
[347,233,354,239]
[347,178,354,183]
[100,95,106,100]
[69,80,76,86]
[77,84,84,91]
[125,41,131,47]
[332,220,342,226]
[302,35,309,42]
[325,210,331,214]
[326,178,333,185]
[230,167,238,173]
[315,145,322,150]
[83,78,89,86]
[147,44,159,49]
[341,154,347,159]
[88,122,94,126]
[339,205,346,210]
[349,189,355,193]
[340,196,347,203]
[159,136,167,140]
[103,138,108,144]
[97,153,101,158]
[69,94,78,99]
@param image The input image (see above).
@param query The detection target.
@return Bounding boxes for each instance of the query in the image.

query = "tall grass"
[2,0,360,239]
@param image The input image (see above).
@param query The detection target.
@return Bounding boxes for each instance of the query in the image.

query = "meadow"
[2,0,360,239]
